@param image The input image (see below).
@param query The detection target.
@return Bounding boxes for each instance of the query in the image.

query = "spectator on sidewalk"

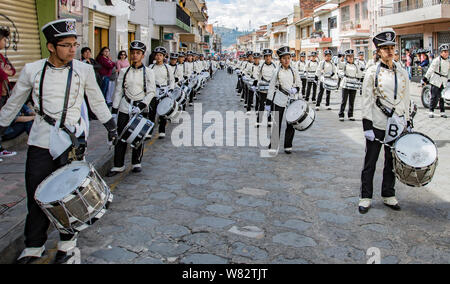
[96,47,115,104]
[405,49,412,79]
[0,26,16,108]
[1,103,34,141]
[81,47,101,86]
[116,50,130,72]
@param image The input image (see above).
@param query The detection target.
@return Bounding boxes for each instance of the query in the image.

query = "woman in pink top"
[116,50,130,72]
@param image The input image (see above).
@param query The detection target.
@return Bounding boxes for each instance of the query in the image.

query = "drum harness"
[274,66,297,104]
[38,61,86,161]
[121,65,148,114]
[151,63,171,100]
[372,63,408,156]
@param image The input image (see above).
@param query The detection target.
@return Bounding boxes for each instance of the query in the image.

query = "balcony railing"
[177,4,191,28]
[381,0,450,16]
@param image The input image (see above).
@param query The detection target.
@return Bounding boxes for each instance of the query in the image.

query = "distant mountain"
[214,26,255,49]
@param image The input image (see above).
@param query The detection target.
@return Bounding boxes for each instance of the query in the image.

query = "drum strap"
[122,65,147,105]
[151,63,170,85]
[39,61,74,129]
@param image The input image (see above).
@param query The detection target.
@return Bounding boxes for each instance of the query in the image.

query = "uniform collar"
[380,61,397,71]
[46,59,72,69]
[131,64,144,69]
[169,63,177,67]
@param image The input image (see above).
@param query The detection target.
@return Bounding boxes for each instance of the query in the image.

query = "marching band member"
[315,49,337,111]
[0,19,117,264]
[366,50,379,70]
[245,52,260,113]
[305,51,319,102]
[338,49,363,121]
[297,52,307,99]
[149,47,175,139]
[356,51,366,95]
[394,50,405,69]
[184,51,195,106]
[267,46,301,155]
[337,51,346,88]
[254,49,277,127]
[359,31,411,214]
[108,41,156,177]
[243,52,254,107]
[423,44,449,118]
[168,53,184,86]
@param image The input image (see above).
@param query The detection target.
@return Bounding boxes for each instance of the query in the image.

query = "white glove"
[407,126,413,133]
[290,88,298,95]
[131,106,141,115]
[265,105,271,112]
[251,86,257,92]
[112,114,118,124]
[364,130,375,142]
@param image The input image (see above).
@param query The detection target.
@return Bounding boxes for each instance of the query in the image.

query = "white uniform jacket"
[0,59,112,149]
[425,56,450,88]
[267,65,301,108]
[362,62,411,131]
[113,65,156,114]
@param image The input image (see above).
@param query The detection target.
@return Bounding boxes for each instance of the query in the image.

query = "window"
[308,25,313,37]
[362,1,368,19]
[302,28,307,39]
[315,21,322,32]
[355,3,360,24]
[341,6,350,22]
[328,17,337,29]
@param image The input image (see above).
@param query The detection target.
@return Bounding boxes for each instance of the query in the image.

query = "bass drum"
[392,132,438,187]
[285,100,316,131]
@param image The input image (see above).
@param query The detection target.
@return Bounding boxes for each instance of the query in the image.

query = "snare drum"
[306,73,317,83]
[285,100,316,131]
[299,72,306,80]
[119,114,155,148]
[157,97,181,122]
[344,78,362,90]
[170,87,183,102]
[323,78,339,91]
[258,83,270,93]
[35,161,113,235]
[442,82,450,102]
[392,132,438,187]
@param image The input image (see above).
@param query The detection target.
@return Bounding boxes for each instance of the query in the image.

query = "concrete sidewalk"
[0,120,114,264]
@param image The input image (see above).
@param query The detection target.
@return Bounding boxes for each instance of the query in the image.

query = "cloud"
[206,0,298,31]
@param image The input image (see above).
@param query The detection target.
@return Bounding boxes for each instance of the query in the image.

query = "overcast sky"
[206,0,299,31]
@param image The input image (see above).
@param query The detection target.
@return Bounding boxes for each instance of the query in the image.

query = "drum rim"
[35,161,94,204]
[393,131,438,169]
[157,97,176,116]
[292,107,316,131]
[286,100,310,125]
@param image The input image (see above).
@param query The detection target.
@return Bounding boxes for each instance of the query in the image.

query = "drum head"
[157,98,175,116]
[35,161,91,204]
[170,88,182,101]
[395,133,437,168]
[286,100,308,123]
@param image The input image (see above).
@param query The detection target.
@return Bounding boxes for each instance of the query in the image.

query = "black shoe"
[106,170,121,177]
[358,206,370,214]
[132,167,142,173]
[53,250,76,264]
[384,203,401,211]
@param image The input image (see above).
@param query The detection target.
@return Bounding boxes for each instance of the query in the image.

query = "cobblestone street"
[61,70,450,264]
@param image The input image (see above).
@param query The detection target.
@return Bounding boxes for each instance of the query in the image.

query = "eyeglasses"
[56,42,80,49]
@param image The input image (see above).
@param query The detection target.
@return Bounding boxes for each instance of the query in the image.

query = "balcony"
[340,20,370,39]
[186,0,208,22]
[379,0,450,27]
[153,2,191,33]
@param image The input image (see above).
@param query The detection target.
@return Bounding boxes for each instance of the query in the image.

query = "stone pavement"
[4,70,450,264]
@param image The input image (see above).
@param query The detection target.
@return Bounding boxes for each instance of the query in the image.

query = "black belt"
[124,96,142,106]
[435,72,447,77]
[156,85,168,88]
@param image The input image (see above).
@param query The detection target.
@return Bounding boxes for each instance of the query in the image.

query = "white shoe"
[240,99,244,102]
[441,113,448,118]
[255,122,261,127]
[339,117,344,121]
[429,112,434,118]
[359,198,372,208]
[159,133,166,138]
[189,103,193,106]
[146,134,152,139]
[315,106,320,111]
[327,106,332,110]
[383,197,399,206]
[246,111,252,115]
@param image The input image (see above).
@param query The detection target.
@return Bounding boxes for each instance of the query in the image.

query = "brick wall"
[300,0,326,18]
